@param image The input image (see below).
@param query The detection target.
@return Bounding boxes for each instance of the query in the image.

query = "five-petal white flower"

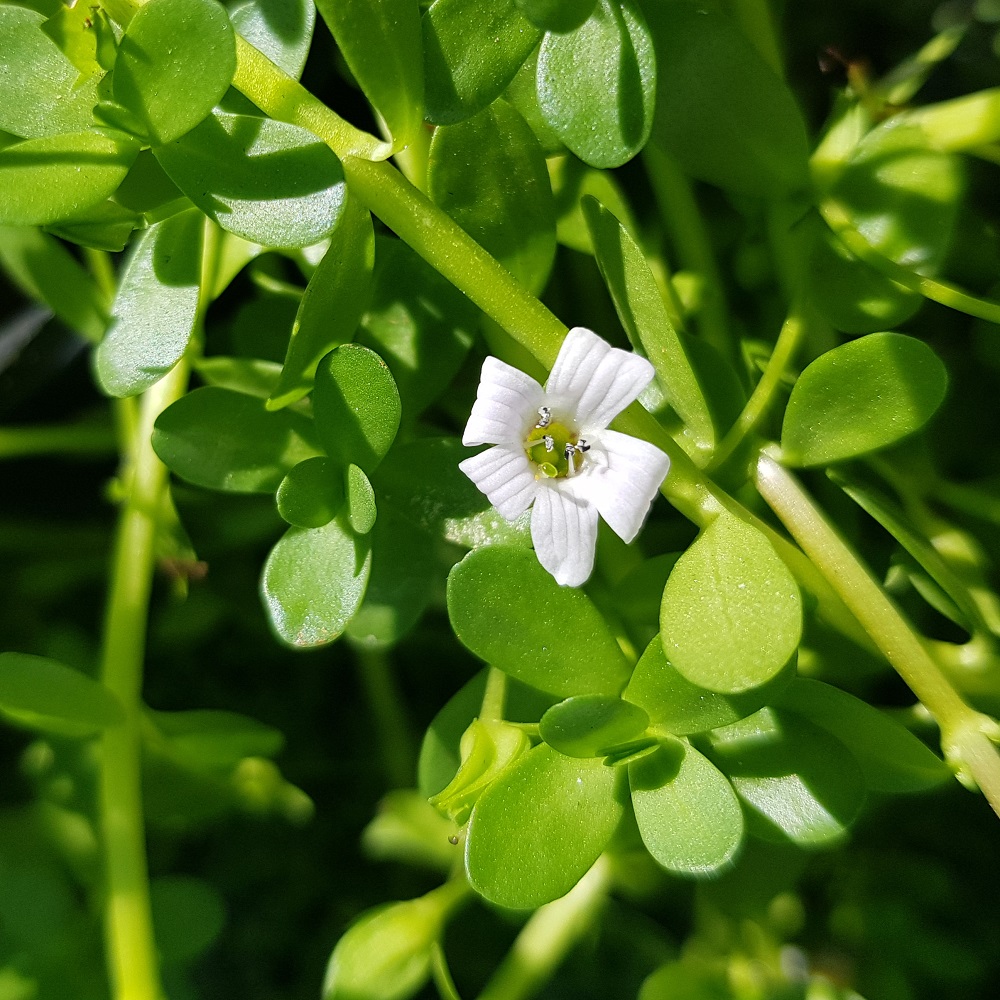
[459,327,671,587]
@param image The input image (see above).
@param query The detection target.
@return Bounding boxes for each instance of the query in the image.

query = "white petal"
[459,445,538,521]
[530,484,599,587]
[544,327,655,431]
[576,430,670,543]
[463,357,545,446]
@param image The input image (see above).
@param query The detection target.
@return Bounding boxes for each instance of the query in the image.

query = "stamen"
[578,439,590,453]
[535,406,552,428]
[543,434,554,452]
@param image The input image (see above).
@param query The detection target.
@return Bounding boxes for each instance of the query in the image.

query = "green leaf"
[706,709,866,847]
[423,0,540,125]
[625,636,786,737]
[0,652,123,737]
[0,130,138,227]
[539,695,648,757]
[194,356,282,399]
[96,209,203,398]
[643,2,809,198]
[374,438,532,549]
[776,678,950,793]
[268,198,375,409]
[312,345,401,474]
[149,708,285,771]
[0,6,100,138]
[549,155,636,254]
[317,0,424,151]
[582,196,713,448]
[153,386,321,493]
[516,0,596,33]
[630,741,743,875]
[150,876,226,966]
[107,0,236,145]
[276,457,345,529]
[346,464,378,535]
[447,546,632,697]
[504,47,563,154]
[261,518,372,648]
[639,961,732,1000]
[537,0,656,169]
[231,0,315,79]
[154,110,348,248]
[428,100,556,294]
[466,744,623,908]
[660,514,802,694]
[781,332,949,468]
[44,199,142,253]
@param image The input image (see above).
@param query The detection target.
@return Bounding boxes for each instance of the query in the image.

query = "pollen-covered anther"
[535,406,552,428]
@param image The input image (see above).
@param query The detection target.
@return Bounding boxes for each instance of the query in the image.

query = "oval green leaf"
[630,741,743,875]
[781,332,949,468]
[261,518,372,648]
[0,652,123,737]
[109,0,236,145]
[276,456,345,529]
[660,514,802,694]
[346,464,378,535]
[149,708,284,771]
[466,744,623,908]
[539,695,648,758]
[537,0,656,169]
[449,545,631,697]
[153,386,321,493]
[150,876,226,966]
[516,0,596,33]
[231,0,315,80]
[154,110,347,248]
[96,209,203,398]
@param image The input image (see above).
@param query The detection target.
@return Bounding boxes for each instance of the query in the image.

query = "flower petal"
[530,484,599,587]
[576,430,670,543]
[459,445,538,521]
[545,327,655,431]
[463,357,545,447]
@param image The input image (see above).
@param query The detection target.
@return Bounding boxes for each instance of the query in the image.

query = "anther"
[535,406,552,428]
[578,439,590,453]
[543,434,554,452]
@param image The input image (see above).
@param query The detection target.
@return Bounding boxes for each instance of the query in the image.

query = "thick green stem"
[98,362,188,1000]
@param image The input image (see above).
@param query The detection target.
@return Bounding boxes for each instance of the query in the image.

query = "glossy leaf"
[465,744,623,908]
[422,0,540,125]
[231,0,315,79]
[107,0,236,145]
[0,130,138,227]
[194,356,282,399]
[550,155,637,254]
[269,198,375,409]
[276,457,345,529]
[447,546,632,697]
[317,0,424,151]
[312,345,401,474]
[630,741,743,875]
[0,6,100,138]
[781,333,949,467]
[45,199,142,254]
[776,678,950,793]
[537,0,656,169]
[539,695,648,757]
[516,0,596,33]
[346,464,378,535]
[154,110,347,248]
[643,2,810,198]
[261,517,372,648]
[0,652,123,737]
[504,48,563,154]
[153,386,321,493]
[429,100,556,293]
[96,209,204,398]
[661,514,802,694]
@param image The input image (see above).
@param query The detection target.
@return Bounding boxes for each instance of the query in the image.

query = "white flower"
[459,327,671,587]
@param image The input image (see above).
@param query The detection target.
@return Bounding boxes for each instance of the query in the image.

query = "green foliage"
[231,0,315,79]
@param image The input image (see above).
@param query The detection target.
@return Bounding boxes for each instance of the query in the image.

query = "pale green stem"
[355,647,412,788]
[480,668,508,724]
[477,856,611,1000]
[0,423,116,459]
[98,361,189,1000]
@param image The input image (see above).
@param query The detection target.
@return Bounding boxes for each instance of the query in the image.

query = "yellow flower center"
[525,420,587,479]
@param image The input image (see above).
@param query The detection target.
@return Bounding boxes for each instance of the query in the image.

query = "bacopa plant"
[2,0,1000,998]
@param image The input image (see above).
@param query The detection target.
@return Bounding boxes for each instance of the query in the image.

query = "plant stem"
[354,647,412,788]
[98,362,188,1000]
[480,667,508,724]
[0,422,116,459]
[477,856,610,1000]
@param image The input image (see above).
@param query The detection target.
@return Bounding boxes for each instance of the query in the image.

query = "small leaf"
[661,515,802,695]
[537,0,656,169]
[194,356,282,399]
[231,0,315,79]
[268,198,375,409]
[312,345,401,474]
[276,457,345,529]
[317,0,424,151]
[96,209,204,398]
[0,130,138,227]
[346,464,378,535]
[516,0,596,33]
[550,155,637,254]
[539,695,648,757]
[423,0,540,125]
[151,876,226,966]
[781,332,949,467]
[150,708,285,771]
[153,386,321,493]
[776,678,950,793]
[448,546,632,697]
[108,0,236,145]
[466,744,623,908]
[630,741,743,875]
[45,199,142,253]
[261,518,372,648]
[154,110,347,248]
[0,652,123,737]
